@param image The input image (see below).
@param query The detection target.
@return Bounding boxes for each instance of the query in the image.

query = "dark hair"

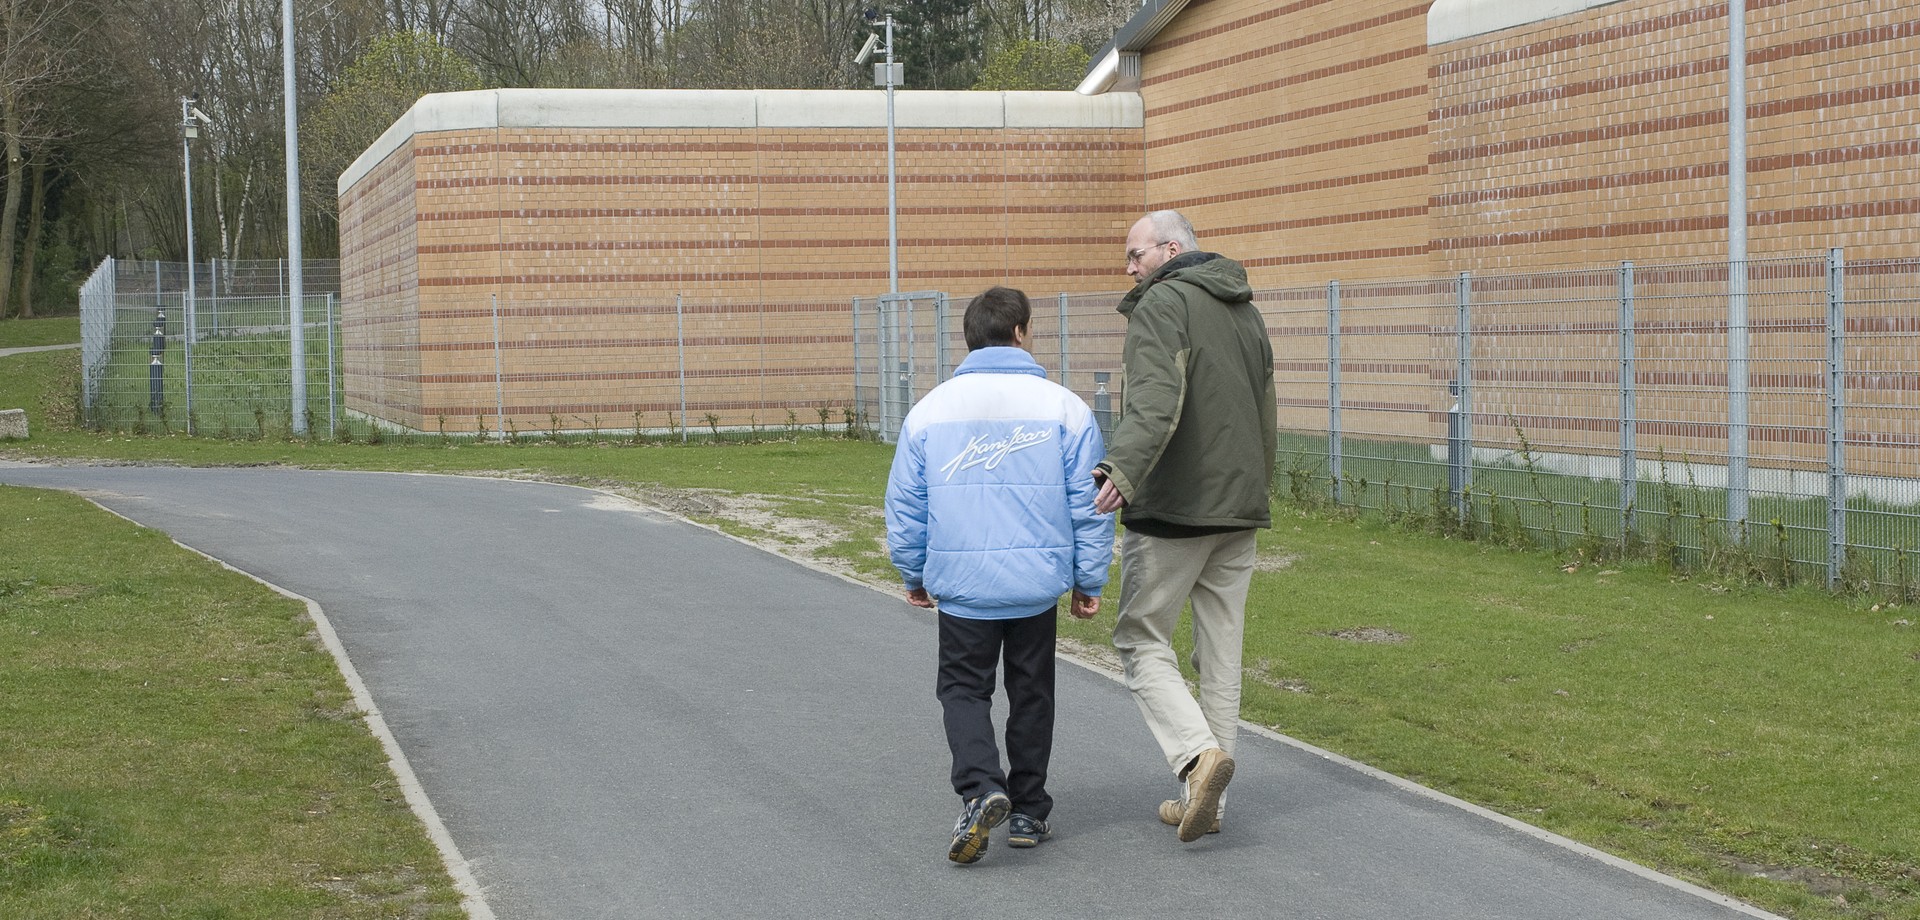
[963,286,1031,350]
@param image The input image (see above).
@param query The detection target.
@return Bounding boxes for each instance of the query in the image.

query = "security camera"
[855,32,882,67]
[189,106,212,124]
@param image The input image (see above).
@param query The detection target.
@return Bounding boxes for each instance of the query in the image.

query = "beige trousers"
[1111,528,1258,777]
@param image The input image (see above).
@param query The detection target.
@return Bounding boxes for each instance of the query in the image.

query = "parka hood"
[1121,251,1253,314]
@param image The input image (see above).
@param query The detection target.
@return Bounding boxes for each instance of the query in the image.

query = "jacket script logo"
[938,426,1053,481]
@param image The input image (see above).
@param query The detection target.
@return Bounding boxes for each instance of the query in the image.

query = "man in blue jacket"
[885,285,1113,865]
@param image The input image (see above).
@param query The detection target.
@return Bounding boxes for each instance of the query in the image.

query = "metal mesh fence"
[856,254,1920,594]
[78,258,342,437]
[77,252,1920,592]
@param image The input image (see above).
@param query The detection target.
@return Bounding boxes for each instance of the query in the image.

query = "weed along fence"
[78,258,343,436]
[855,253,1920,595]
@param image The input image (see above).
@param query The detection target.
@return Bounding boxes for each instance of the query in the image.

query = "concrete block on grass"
[0,408,27,440]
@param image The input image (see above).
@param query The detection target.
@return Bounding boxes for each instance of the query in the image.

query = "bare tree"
[0,0,92,317]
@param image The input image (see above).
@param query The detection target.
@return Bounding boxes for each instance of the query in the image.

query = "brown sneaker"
[1158,797,1220,834]
[1178,748,1234,842]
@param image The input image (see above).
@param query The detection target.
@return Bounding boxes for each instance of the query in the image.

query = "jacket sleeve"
[1064,414,1114,594]
[1097,284,1190,500]
[884,430,930,590]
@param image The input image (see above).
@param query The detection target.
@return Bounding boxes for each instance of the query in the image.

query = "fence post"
[1093,371,1113,440]
[1058,292,1070,389]
[491,293,505,439]
[852,297,863,433]
[1827,247,1847,588]
[149,306,166,415]
[877,296,893,439]
[326,293,337,439]
[1327,280,1343,504]
[1620,261,1637,544]
[1455,271,1473,522]
[677,294,688,443]
[183,262,195,434]
[935,292,949,383]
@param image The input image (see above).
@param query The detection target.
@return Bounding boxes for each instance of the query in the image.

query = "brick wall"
[1423,0,1920,474]
[339,3,1918,467]
[337,91,1143,433]
[1137,0,1442,287]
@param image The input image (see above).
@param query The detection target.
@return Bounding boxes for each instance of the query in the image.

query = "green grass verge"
[5,345,1919,919]
[0,486,464,918]
[0,316,80,350]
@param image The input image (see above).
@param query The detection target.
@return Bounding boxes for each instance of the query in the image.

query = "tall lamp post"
[180,96,212,434]
[858,13,902,294]
[283,0,307,435]
[1727,1,1750,529]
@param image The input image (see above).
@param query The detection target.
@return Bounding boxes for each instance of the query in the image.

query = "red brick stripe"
[416,204,1136,222]
[1430,0,1794,76]
[415,365,854,385]
[1431,110,1724,166]
[1435,197,1920,250]
[417,236,1112,255]
[1213,206,1431,237]
[414,140,1135,158]
[1751,17,1920,65]
[1149,86,1427,151]
[417,267,1123,287]
[1430,56,1725,122]
[417,171,1137,190]
[1146,4,1430,86]
[416,397,854,417]
[1147,45,1428,118]
[1242,245,1433,268]
[1149,0,1340,52]
[1150,126,1427,181]
[1157,165,1428,211]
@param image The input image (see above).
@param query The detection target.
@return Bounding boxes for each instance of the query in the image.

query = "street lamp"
[1727,1,1749,529]
[858,11,903,294]
[283,0,307,435]
[180,95,212,434]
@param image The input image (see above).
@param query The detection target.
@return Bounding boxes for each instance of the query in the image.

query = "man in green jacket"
[1092,209,1277,843]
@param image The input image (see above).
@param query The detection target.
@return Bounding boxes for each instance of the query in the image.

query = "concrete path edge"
[76,496,499,920]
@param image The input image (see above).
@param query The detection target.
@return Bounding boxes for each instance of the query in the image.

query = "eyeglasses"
[1126,240,1172,264]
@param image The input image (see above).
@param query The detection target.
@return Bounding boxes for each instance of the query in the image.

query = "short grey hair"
[1144,210,1199,250]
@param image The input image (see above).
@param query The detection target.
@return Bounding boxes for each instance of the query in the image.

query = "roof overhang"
[1076,0,1192,95]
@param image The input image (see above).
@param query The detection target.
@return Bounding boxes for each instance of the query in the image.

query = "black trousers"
[937,608,1056,820]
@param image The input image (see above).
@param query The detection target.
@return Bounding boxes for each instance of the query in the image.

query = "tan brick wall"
[1138,0,1442,288]
[340,4,1917,466]
[1426,0,1920,474]
[340,105,1142,433]
[338,143,423,428]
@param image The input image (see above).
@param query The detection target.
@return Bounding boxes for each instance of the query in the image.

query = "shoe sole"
[1178,755,1234,843]
[1007,829,1050,848]
[948,793,1012,864]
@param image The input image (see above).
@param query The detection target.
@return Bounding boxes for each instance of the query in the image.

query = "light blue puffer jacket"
[885,346,1113,620]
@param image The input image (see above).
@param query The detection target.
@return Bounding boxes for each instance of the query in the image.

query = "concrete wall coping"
[340,89,1144,195]
[1428,0,1629,45]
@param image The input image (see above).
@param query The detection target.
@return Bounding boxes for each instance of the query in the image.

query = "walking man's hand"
[1070,590,1100,619]
[906,587,935,608]
[1093,470,1127,514]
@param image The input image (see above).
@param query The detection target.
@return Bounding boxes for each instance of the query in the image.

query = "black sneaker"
[947,791,1012,864]
[1006,813,1052,848]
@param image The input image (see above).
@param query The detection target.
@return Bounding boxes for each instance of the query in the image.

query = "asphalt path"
[0,342,80,357]
[0,463,1783,920]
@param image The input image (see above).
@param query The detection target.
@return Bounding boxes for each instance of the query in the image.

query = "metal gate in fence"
[854,291,951,443]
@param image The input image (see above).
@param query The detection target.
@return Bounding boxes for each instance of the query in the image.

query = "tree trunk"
[0,128,24,320]
[15,156,45,318]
